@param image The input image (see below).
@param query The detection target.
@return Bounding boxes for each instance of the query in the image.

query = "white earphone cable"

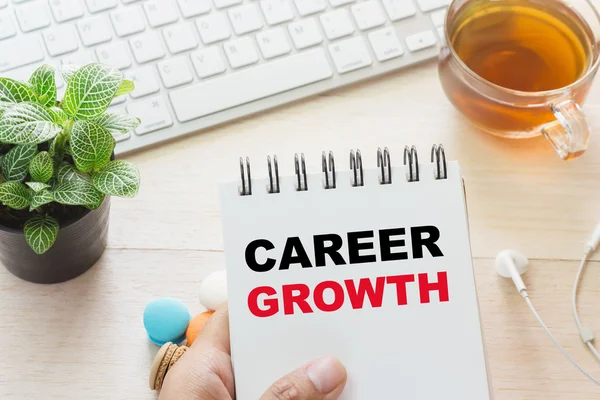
[524,295,600,386]
[572,250,600,363]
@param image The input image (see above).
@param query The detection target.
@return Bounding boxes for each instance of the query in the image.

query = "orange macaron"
[186,311,214,346]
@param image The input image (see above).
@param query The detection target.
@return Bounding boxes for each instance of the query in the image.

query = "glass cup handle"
[542,100,590,160]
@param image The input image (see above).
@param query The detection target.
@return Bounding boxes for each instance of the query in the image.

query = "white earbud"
[495,250,529,297]
[495,243,600,386]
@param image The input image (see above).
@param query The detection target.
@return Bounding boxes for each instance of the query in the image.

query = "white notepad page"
[219,157,493,400]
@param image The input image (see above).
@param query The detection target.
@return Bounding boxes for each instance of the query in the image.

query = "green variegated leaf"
[48,136,58,157]
[54,180,104,206]
[94,112,140,135]
[57,162,91,183]
[2,144,37,181]
[62,64,122,120]
[70,120,114,173]
[61,64,79,86]
[114,79,134,97]
[0,102,62,144]
[84,193,105,210]
[29,151,53,183]
[24,215,59,254]
[0,181,30,209]
[92,160,140,198]
[26,181,50,192]
[49,106,69,125]
[29,188,53,210]
[0,78,37,113]
[29,64,57,108]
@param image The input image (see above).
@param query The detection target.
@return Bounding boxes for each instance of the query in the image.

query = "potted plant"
[0,63,141,284]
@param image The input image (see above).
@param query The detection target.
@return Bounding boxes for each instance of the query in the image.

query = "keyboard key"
[61,50,97,67]
[85,0,117,13]
[328,36,372,73]
[381,0,416,21]
[77,16,113,46]
[49,0,84,22]
[163,24,198,54]
[144,0,179,27]
[417,0,449,12]
[190,46,226,78]
[405,30,437,51]
[196,13,231,44]
[129,32,165,63]
[125,66,160,98]
[96,42,132,70]
[0,36,44,72]
[294,0,326,16]
[368,26,403,61]
[351,1,385,31]
[127,95,173,135]
[158,57,194,88]
[15,2,51,32]
[224,37,258,69]
[177,0,211,18]
[0,11,16,39]
[213,0,242,9]
[431,9,446,27]
[260,0,294,26]
[437,26,444,40]
[171,48,333,122]
[111,6,146,37]
[329,0,353,7]
[320,9,354,40]
[43,25,79,56]
[257,27,291,59]
[228,4,263,35]
[288,18,322,49]
[177,0,211,17]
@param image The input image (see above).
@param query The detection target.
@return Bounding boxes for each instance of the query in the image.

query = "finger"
[192,302,230,354]
[260,357,347,400]
[159,349,233,400]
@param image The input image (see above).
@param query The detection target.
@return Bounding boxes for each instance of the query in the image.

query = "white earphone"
[496,226,600,386]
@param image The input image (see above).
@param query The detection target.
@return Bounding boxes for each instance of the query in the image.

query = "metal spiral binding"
[295,153,308,191]
[267,155,280,194]
[238,144,448,195]
[350,150,364,187]
[239,157,251,196]
[404,146,419,182]
[377,147,392,185]
[322,151,336,189]
[431,144,447,180]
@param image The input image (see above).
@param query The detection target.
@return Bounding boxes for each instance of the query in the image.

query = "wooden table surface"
[3,22,600,400]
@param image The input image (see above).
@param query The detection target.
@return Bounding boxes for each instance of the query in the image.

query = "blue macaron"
[144,298,191,345]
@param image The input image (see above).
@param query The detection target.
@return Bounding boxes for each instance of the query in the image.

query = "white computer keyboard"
[0,0,448,155]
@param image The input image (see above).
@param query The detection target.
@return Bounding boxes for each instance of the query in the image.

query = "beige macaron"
[149,342,185,391]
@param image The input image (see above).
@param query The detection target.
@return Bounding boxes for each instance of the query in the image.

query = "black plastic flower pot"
[0,197,110,284]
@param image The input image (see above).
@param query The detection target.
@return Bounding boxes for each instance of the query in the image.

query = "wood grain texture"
[3,8,600,397]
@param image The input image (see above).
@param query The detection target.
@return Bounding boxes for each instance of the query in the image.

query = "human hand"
[159,303,347,400]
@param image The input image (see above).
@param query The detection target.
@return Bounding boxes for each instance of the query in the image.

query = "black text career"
[243,226,451,317]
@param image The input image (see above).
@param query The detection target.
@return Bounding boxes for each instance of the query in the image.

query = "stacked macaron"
[143,270,228,346]
[145,270,228,391]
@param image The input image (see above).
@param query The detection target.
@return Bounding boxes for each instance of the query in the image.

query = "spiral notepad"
[219,145,493,400]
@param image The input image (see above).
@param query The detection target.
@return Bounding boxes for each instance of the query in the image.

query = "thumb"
[260,357,347,400]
